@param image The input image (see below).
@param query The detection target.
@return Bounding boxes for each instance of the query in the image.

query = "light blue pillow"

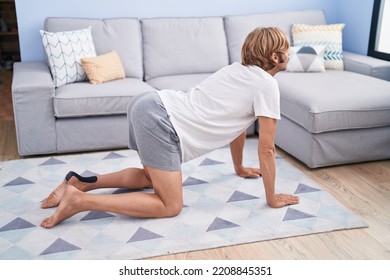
[286,45,326,72]
[40,27,96,87]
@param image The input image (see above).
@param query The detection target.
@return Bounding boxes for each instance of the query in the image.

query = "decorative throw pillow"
[40,27,96,87]
[81,51,125,84]
[286,45,326,72]
[291,23,345,70]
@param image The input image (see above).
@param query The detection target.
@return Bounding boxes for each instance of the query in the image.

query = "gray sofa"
[12,10,390,168]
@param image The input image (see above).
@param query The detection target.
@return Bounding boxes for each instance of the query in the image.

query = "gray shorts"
[127,91,182,171]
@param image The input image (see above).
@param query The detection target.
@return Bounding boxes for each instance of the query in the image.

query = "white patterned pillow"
[291,23,345,70]
[286,45,326,72]
[40,27,97,87]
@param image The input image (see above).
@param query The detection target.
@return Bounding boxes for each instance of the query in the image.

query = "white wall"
[15,0,338,61]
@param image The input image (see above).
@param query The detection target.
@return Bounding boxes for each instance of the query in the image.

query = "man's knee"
[160,200,183,218]
[168,202,183,217]
[145,166,183,218]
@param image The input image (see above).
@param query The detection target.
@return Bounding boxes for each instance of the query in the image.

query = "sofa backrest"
[141,17,229,81]
[43,10,328,82]
[224,10,327,63]
[44,17,143,79]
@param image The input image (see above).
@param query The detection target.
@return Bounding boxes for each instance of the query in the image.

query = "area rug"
[0,139,367,260]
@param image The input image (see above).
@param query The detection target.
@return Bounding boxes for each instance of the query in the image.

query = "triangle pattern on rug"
[80,211,115,221]
[103,152,127,160]
[3,177,34,187]
[207,217,240,232]
[295,183,321,194]
[0,139,368,260]
[183,176,209,186]
[39,157,66,166]
[80,170,99,177]
[227,191,258,202]
[199,158,225,166]
[40,238,81,255]
[283,208,316,221]
[127,227,163,243]
[0,217,36,232]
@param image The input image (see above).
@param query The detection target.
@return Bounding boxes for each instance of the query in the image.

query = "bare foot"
[41,180,68,208]
[41,172,82,208]
[267,193,300,208]
[41,185,83,229]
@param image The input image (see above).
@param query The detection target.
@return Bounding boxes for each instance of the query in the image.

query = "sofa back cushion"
[141,17,229,81]
[44,17,143,79]
[224,10,327,63]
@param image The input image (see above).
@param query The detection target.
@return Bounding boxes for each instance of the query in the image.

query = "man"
[41,27,299,229]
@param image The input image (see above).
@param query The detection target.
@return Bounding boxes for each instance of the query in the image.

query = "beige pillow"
[81,51,125,84]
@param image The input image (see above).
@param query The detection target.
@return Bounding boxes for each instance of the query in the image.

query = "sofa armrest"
[343,51,390,81]
[12,61,57,155]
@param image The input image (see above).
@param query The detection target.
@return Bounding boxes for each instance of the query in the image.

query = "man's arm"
[230,131,261,178]
[258,116,299,208]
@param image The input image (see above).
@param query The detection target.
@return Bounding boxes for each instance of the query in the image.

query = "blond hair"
[241,27,290,71]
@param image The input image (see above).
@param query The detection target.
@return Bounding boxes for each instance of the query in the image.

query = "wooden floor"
[1,69,389,259]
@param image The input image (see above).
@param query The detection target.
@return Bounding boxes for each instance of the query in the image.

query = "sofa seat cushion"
[54,78,155,118]
[276,71,390,133]
[147,73,211,91]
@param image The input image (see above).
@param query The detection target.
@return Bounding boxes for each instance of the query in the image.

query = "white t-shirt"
[157,62,281,162]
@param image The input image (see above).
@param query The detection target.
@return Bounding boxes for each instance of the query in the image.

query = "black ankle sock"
[65,171,98,183]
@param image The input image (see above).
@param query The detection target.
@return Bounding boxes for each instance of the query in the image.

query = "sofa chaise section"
[224,10,390,167]
[275,71,390,167]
